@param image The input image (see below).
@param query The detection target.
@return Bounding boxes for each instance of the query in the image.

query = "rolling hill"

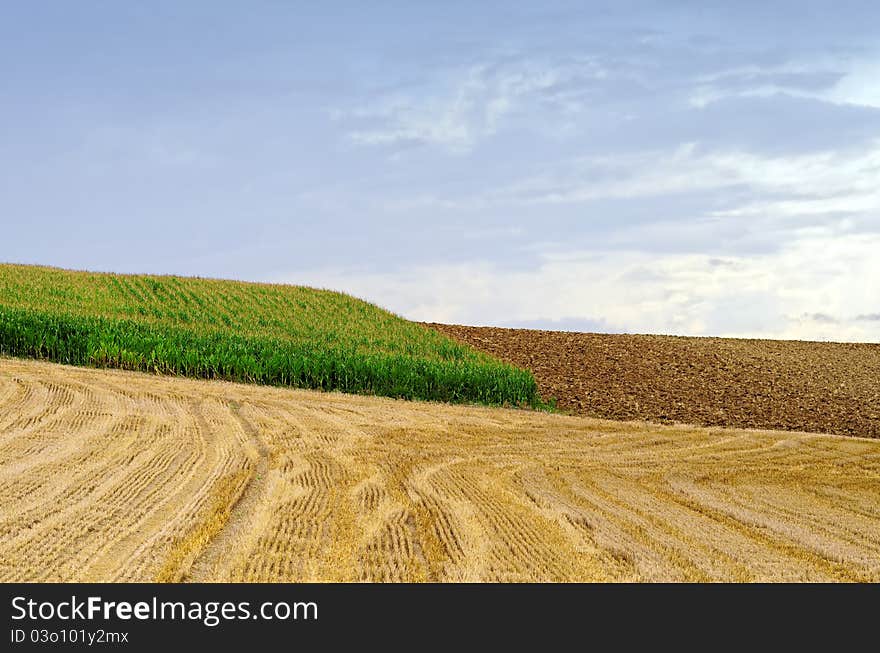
[0,264,538,407]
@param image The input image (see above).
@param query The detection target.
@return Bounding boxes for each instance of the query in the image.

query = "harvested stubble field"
[2,357,879,582]
[425,324,880,439]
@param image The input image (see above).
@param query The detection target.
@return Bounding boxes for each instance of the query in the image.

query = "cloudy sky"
[3,2,879,341]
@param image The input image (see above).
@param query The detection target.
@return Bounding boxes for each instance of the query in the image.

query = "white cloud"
[314,52,880,343]
[403,139,880,226]
[700,145,880,221]
[314,141,879,344]
[286,228,880,343]
[689,53,880,110]
[827,58,880,108]
[337,57,606,153]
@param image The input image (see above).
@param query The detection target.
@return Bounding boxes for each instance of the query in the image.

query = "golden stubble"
[1,357,879,583]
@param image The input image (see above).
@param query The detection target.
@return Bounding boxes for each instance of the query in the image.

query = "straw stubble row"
[1,358,879,582]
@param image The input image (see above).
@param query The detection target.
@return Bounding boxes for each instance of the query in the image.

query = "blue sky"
[3,1,879,341]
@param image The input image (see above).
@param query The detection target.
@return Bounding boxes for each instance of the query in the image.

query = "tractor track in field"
[424,323,880,439]
[2,357,880,582]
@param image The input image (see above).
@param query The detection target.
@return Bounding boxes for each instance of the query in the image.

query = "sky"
[2,1,879,342]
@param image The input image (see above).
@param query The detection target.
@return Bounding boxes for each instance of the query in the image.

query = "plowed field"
[424,324,880,439]
[2,357,879,582]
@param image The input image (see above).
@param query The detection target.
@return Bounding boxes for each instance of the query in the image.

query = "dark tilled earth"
[424,323,880,438]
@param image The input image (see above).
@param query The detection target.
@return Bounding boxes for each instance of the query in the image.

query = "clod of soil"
[424,324,880,439]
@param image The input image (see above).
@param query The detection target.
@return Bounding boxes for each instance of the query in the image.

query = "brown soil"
[424,324,880,438]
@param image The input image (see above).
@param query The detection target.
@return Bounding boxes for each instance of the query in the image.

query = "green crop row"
[0,265,541,407]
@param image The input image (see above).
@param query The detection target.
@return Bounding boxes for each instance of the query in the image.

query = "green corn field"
[0,264,540,407]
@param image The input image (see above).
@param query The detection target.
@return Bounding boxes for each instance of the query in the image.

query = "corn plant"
[0,264,541,407]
